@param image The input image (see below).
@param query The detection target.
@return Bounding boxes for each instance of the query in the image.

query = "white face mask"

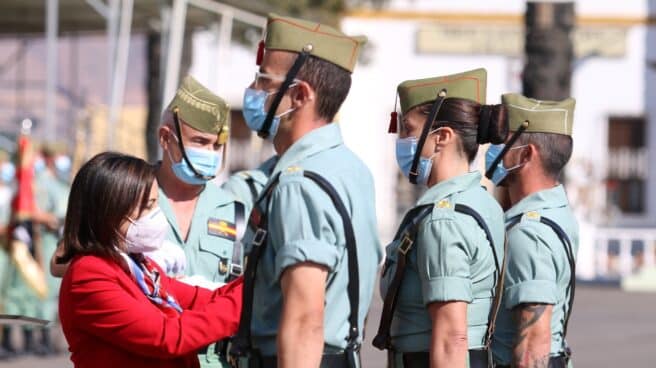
[125,207,169,253]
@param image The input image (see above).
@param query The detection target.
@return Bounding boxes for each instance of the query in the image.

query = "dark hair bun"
[477,104,508,145]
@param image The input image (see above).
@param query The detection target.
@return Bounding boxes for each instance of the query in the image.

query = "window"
[606,116,647,214]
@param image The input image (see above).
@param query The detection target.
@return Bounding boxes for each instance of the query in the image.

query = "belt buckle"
[397,234,413,255]
[252,228,268,246]
[230,263,244,277]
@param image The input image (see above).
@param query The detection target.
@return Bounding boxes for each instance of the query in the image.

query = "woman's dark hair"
[419,97,508,162]
[58,152,156,265]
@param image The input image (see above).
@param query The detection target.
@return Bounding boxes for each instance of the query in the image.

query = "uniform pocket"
[198,237,234,282]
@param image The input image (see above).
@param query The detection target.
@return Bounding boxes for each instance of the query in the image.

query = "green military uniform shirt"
[492,185,579,365]
[243,123,382,355]
[381,172,505,354]
[35,169,69,321]
[221,155,278,214]
[158,183,240,284]
[158,182,240,368]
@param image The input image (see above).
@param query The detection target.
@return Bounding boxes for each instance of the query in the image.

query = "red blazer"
[59,254,243,368]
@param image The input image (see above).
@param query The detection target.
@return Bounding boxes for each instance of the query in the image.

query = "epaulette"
[278,165,305,181]
[430,198,457,220]
[520,210,542,223]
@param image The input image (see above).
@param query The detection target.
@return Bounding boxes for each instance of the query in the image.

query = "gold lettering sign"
[417,24,626,58]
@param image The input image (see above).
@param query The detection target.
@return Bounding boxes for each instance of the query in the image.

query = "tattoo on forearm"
[514,304,546,346]
[513,304,549,368]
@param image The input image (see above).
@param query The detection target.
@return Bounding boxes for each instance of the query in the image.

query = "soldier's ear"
[432,127,452,151]
[291,80,314,108]
[158,125,171,149]
[521,143,536,165]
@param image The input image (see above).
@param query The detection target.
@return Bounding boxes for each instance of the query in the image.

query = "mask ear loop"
[172,108,216,181]
[408,89,447,184]
[484,120,529,180]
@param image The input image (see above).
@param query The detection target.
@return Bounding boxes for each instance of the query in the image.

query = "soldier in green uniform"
[222,155,278,214]
[373,69,509,368]
[34,144,71,355]
[2,146,60,357]
[155,75,245,368]
[487,94,578,368]
[228,13,381,368]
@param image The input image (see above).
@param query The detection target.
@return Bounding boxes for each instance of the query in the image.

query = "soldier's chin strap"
[484,120,529,180]
[172,108,216,181]
[258,51,311,139]
[408,89,447,184]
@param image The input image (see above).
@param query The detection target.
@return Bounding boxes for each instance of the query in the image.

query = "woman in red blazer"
[57,152,242,368]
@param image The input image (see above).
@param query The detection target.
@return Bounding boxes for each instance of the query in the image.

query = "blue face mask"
[395,137,434,186]
[242,87,295,139]
[168,143,221,186]
[485,144,527,186]
[54,156,71,182]
[33,157,45,174]
[1,162,15,183]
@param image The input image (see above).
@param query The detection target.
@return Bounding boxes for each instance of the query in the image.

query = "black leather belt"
[246,352,354,368]
[199,339,229,356]
[496,354,569,368]
[397,349,488,368]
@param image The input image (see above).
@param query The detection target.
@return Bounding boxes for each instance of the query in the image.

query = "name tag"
[207,218,236,241]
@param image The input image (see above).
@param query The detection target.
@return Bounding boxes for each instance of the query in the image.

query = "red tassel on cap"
[388,111,398,133]
[256,40,265,66]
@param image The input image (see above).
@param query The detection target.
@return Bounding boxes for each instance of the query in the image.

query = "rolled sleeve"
[274,239,340,280]
[504,280,557,308]
[503,225,557,308]
[268,177,343,281]
[417,218,473,305]
[422,276,473,304]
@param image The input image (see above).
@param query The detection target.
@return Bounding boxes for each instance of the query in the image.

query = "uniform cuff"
[421,276,473,305]
[274,240,340,280]
[504,280,557,308]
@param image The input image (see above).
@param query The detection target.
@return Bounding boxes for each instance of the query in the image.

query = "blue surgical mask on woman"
[168,135,221,186]
[242,86,296,139]
[395,136,434,186]
[485,143,527,185]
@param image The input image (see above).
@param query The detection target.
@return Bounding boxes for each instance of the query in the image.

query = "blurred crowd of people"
[0,143,71,360]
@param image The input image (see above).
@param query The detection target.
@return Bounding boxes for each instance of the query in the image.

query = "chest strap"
[373,203,505,356]
[227,201,246,282]
[230,170,361,365]
[241,173,259,203]
[507,214,576,348]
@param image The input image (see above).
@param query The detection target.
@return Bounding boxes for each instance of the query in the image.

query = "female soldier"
[373,69,508,368]
[57,152,242,368]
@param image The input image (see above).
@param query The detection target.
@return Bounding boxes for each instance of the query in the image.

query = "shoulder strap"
[242,174,259,203]
[453,204,504,352]
[230,170,361,358]
[302,171,361,351]
[538,217,576,343]
[506,214,576,347]
[230,172,282,359]
[372,203,435,350]
[228,201,246,281]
